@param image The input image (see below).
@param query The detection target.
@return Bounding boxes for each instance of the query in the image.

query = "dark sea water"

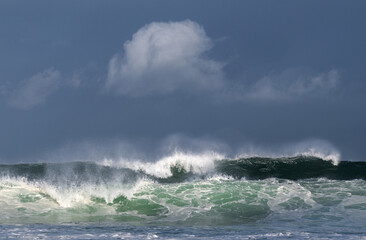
[1,156,366,239]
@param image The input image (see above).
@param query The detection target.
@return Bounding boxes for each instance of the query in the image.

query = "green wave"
[1,176,365,225]
[1,157,366,225]
[1,157,366,184]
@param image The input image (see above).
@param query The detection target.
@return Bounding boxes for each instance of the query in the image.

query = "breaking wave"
[0,153,365,225]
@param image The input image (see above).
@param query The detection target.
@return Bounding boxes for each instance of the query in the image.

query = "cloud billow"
[105,20,224,96]
[2,20,341,110]
[7,68,61,110]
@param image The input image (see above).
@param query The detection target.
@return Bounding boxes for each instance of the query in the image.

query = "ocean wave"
[1,154,365,225]
[1,176,365,225]
[0,155,364,185]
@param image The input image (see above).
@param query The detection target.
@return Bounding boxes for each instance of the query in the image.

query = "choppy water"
[1,156,366,239]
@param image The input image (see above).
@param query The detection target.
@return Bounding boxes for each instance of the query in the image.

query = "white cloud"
[105,20,224,96]
[7,68,61,109]
[246,68,340,100]
[104,20,341,101]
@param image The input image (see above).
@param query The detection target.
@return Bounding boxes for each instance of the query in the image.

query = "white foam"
[99,141,341,181]
[295,149,340,165]
[40,177,154,208]
[103,150,225,178]
[0,176,153,209]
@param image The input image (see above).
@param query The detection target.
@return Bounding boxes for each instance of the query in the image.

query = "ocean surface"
[1,155,366,239]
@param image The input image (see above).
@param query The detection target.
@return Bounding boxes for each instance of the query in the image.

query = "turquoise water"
[1,157,366,239]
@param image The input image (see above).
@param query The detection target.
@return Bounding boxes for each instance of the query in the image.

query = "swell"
[1,157,366,184]
[215,157,366,181]
[0,162,141,186]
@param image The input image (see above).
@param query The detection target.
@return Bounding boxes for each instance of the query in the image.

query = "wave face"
[215,157,366,181]
[1,157,366,225]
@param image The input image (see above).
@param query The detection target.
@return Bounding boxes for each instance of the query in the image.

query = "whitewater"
[1,151,366,239]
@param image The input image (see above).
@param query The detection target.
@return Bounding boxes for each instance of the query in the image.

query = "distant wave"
[1,156,365,184]
[215,157,366,181]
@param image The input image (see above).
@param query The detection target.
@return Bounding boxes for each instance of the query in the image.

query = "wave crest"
[104,151,224,179]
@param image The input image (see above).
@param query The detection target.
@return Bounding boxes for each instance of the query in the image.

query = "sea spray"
[105,150,224,178]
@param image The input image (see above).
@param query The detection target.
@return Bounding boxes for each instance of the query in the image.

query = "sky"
[0,0,366,162]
